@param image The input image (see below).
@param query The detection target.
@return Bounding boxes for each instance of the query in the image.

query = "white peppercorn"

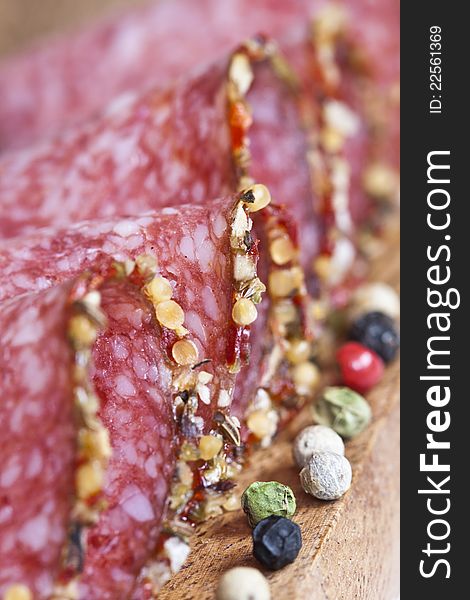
[293,425,345,468]
[300,452,352,500]
[215,567,271,600]
[348,282,400,321]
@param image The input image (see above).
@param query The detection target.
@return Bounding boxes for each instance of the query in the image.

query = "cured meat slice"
[0,204,233,306]
[0,286,76,598]
[0,25,377,424]
[0,59,233,239]
[0,197,262,426]
[0,190,316,594]
[0,0,327,151]
[81,278,176,600]
[0,190,311,596]
[0,0,398,153]
[0,37,321,284]
[0,187,312,430]
[0,15,399,289]
[0,276,177,600]
[0,194,273,599]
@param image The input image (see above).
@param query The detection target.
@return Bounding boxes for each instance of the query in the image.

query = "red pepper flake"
[229,101,252,150]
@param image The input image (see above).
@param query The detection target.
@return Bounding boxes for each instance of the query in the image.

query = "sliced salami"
[0,275,178,600]
[0,189,316,596]
[80,278,176,600]
[0,16,398,292]
[0,36,322,290]
[0,0,398,154]
[1,192,297,598]
[0,0,328,151]
[0,197,258,423]
[0,285,76,598]
[0,3,399,596]
[1,277,182,600]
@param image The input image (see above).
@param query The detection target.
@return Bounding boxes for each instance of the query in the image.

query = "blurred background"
[0,0,148,57]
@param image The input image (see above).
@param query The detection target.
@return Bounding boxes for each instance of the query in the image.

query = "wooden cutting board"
[160,227,400,600]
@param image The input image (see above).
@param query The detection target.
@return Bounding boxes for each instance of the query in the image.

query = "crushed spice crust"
[53,278,109,599]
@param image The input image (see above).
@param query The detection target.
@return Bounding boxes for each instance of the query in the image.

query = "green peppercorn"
[241,481,296,528]
[312,386,371,438]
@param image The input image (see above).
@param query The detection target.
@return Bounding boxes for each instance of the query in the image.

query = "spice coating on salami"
[0,199,244,421]
[247,60,320,283]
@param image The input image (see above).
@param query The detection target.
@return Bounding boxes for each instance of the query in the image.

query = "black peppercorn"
[349,311,400,363]
[252,515,302,570]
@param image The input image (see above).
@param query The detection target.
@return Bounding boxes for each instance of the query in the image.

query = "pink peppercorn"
[336,342,384,393]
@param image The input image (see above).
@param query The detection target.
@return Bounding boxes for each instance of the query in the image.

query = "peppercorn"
[300,451,352,500]
[336,342,384,393]
[252,515,302,570]
[215,567,271,600]
[348,282,400,321]
[241,481,296,527]
[349,311,400,363]
[293,425,345,468]
[312,386,371,438]
[3,585,32,600]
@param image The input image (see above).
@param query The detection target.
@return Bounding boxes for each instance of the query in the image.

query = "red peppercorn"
[336,342,384,393]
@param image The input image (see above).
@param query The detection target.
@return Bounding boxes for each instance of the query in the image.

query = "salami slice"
[0,0,398,154]
[0,17,398,289]
[0,0,328,152]
[0,285,76,598]
[0,275,178,600]
[80,278,176,600]
[0,36,322,289]
[0,197,262,425]
[0,188,317,595]
[1,190,309,597]
[0,194,259,598]
[0,187,312,429]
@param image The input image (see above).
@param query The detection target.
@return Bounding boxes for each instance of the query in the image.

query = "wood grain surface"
[0,5,400,598]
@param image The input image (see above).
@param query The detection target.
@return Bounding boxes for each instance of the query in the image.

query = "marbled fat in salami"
[0,9,399,283]
[0,204,233,304]
[0,196,259,423]
[0,278,177,600]
[0,60,233,239]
